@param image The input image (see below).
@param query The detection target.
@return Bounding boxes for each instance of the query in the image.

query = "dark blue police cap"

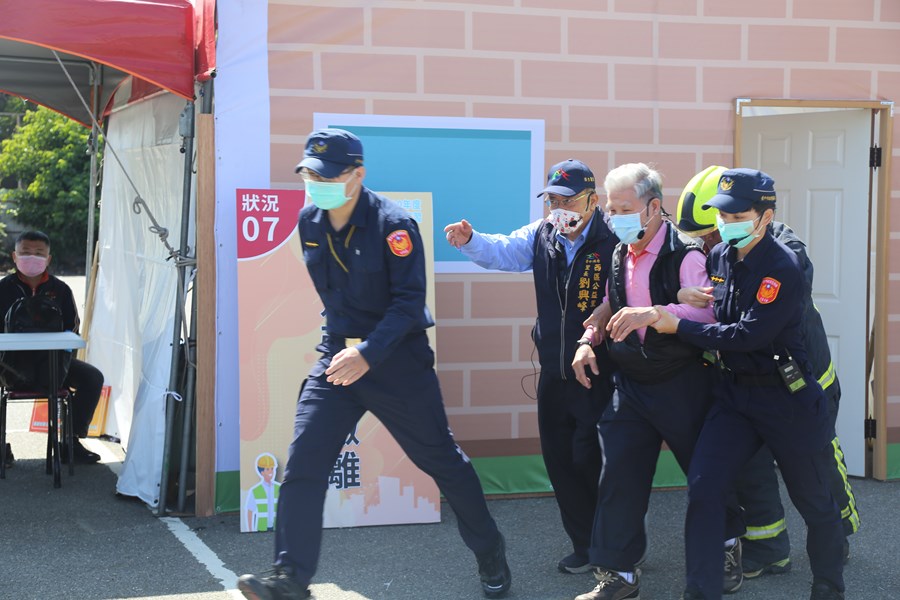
[295,128,364,179]
[537,159,596,197]
[703,168,777,213]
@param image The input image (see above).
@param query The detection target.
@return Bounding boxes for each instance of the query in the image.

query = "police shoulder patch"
[386,229,413,257]
[756,277,781,304]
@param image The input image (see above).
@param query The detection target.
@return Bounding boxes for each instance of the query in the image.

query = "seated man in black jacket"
[1,231,104,464]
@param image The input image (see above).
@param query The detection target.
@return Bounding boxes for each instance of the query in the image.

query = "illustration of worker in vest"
[245,452,281,532]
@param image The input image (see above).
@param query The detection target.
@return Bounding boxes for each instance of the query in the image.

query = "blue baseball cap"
[703,168,777,213]
[537,159,596,197]
[295,128,364,179]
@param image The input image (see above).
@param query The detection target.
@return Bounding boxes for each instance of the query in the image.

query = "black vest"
[607,223,704,383]
[531,210,617,380]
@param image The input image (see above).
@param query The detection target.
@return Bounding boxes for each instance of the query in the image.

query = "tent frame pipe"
[85,63,99,285]
[177,283,198,513]
[156,100,196,516]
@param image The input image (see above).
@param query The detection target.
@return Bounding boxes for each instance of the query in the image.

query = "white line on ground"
[82,437,244,599]
[161,517,245,600]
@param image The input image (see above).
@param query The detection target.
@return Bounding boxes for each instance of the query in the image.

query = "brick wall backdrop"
[267,0,900,466]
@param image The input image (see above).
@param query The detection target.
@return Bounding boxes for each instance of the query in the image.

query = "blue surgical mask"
[609,212,644,245]
[716,215,761,249]
[305,177,354,210]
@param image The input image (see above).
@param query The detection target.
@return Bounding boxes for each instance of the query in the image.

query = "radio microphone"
[636,229,645,240]
[568,218,579,228]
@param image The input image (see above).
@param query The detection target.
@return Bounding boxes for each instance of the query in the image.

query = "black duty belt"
[730,372,782,387]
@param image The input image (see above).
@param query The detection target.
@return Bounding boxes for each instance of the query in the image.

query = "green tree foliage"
[0,105,99,271]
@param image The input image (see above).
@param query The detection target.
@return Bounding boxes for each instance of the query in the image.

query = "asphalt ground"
[1,401,899,600]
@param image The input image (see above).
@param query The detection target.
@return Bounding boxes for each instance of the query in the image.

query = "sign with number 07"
[236,189,305,259]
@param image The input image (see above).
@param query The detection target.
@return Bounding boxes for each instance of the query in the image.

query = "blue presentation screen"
[324,122,538,265]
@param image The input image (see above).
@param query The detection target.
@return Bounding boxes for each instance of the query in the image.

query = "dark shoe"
[723,539,743,594]
[476,533,511,598]
[681,591,704,600]
[62,439,100,464]
[575,568,639,600]
[810,578,844,600]
[742,556,791,578]
[3,443,14,469]
[558,551,592,574]
[237,565,311,600]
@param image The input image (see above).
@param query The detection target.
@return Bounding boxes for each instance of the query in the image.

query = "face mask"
[15,255,48,277]
[305,174,356,210]
[609,212,644,245]
[717,215,761,249]
[548,208,585,234]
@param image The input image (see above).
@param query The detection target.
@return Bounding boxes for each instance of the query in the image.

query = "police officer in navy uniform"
[237,129,511,600]
[651,168,846,600]
[674,166,859,580]
[445,159,617,575]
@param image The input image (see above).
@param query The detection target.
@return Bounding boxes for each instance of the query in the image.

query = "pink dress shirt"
[604,223,715,342]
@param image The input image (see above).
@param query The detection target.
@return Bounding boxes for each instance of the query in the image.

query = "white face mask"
[548,208,585,234]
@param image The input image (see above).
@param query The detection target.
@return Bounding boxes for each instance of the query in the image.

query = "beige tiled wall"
[268,0,900,448]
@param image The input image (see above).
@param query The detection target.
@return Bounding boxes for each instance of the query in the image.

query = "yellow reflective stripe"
[831,437,860,533]
[743,519,787,540]
[326,233,349,273]
[817,361,836,391]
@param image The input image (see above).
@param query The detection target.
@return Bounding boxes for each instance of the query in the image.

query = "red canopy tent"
[0,0,215,125]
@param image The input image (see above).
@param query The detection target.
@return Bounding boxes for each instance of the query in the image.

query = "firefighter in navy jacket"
[445,159,617,575]
[238,129,511,600]
[652,169,845,600]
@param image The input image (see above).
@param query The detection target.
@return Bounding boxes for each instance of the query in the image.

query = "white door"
[741,108,870,476]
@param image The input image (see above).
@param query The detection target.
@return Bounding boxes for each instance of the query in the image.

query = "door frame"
[734,98,893,480]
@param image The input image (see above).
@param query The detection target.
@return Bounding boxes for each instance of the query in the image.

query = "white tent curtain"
[88,92,194,507]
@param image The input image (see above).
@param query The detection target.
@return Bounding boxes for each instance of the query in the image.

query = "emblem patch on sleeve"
[756,277,781,304]
[386,229,413,257]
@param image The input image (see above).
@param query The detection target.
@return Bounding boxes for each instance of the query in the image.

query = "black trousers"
[536,372,611,557]
[589,362,744,571]
[274,332,500,587]
[735,378,859,567]
[63,358,104,438]
[685,379,844,599]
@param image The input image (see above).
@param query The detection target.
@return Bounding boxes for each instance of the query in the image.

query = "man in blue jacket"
[445,159,617,575]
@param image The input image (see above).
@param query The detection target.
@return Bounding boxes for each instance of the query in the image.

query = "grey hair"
[603,163,663,204]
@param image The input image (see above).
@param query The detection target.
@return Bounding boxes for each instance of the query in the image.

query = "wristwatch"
[576,339,593,347]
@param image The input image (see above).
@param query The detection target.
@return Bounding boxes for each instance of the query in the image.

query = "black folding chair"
[0,387,73,482]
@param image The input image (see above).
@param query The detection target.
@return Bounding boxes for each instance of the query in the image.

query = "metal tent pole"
[85,63,99,289]
[156,100,196,516]
[176,282,198,513]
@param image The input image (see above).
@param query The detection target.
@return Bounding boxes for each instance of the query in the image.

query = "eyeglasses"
[544,190,592,209]
[300,166,356,183]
